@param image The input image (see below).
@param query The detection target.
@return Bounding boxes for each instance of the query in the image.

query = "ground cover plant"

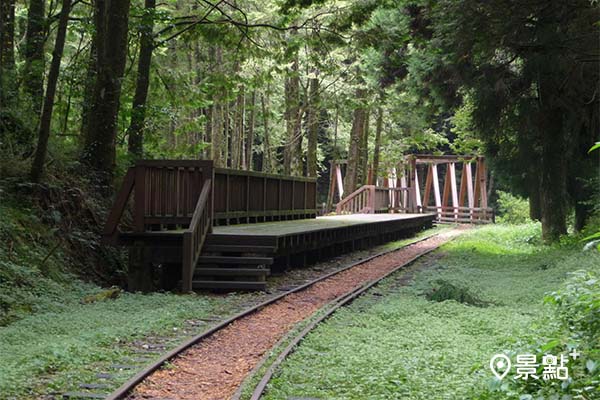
[0,0,598,398]
[0,192,444,399]
[0,198,262,398]
[262,224,600,399]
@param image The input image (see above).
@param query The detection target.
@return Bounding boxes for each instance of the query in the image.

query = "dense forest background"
[1,2,599,397]
[0,0,599,243]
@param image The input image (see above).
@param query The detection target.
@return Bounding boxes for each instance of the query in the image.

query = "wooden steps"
[197,256,274,265]
[191,233,274,291]
[194,268,270,277]
[202,244,276,253]
[192,280,267,290]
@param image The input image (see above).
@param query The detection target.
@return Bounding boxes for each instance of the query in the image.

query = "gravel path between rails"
[130,228,466,400]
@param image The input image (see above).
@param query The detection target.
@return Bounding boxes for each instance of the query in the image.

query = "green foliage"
[495,191,531,225]
[0,180,260,398]
[583,143,600,251]
[450,94,483,155]
[0,289,255,398]
[0,109,35,160]
[490,270,600,399]
[0,200,77,325]
[547,271,599,350]
[425,279,488,307]
[262,224,600,399]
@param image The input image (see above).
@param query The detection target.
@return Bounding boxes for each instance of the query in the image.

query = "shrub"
[425,279,488,307]
[496,191,531,224]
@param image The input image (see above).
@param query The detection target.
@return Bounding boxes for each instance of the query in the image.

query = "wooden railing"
[103,159,320,291]
[133,160,214,231]
[103,168,136,243]
[182,179,212,292]
[336,186,409,214]
[422,205,494,223]
[213,168,317,224]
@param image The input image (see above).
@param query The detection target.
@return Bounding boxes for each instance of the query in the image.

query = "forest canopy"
[0,0,599,242]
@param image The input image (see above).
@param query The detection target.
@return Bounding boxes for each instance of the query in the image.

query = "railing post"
[408,156,418,213]
[134,165,146,232]
[369,186,376,213]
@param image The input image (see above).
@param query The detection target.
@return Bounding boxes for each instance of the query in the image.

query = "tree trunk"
[0,0,16,107]
[204,104,212,159]
[126,0,155,159]
[358,108,370,184]
[569,156,595,232]
[306,76,319,177]
[80,35,97,149]
[245,90,256,170]
[211,100,223,167]
[230,88,244,169]
[538,110,567,241]
[224,99,231,167]
[30,0,72,183]
[284,52,301,175]
[535,16,569,242]
[81,0,131,182]
[210,45,229,167]
[528,186,542,221]
[23,0,46,118]
[261,91,273,173]
[239,90,245,169]
[372,106,383,185]
[344,88,367,195]
[332,104,339,159]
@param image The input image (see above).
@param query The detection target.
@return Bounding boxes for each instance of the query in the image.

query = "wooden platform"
[121,213,434,291]
[103,160,436,292]
[212,214,423,236]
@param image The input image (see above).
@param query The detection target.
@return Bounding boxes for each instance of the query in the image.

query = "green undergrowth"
[0,197,261,398]
[0,290,257,399]
[0,199,92,326]
[0,189,446,399]
[262,223,600,400]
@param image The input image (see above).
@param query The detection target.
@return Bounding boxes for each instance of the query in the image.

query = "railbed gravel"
[130,228,465,400]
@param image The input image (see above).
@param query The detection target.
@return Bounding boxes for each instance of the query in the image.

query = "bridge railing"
[422,205,494,223]
[103,161,319,237]
[132,160,214,231]
[336,186,409,214]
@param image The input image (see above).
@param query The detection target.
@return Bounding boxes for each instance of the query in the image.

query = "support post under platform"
[128,242,154,292]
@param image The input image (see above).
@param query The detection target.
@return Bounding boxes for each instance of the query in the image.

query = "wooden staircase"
[191,234,277,291]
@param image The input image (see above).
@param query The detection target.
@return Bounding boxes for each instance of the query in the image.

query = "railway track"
[236,239,447,400]
[103,227,464,400]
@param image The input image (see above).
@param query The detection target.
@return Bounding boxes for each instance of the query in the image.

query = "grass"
[0,199,263,399]
[0,197,443,399]
[0,289,262,399]
[262,223,600,400]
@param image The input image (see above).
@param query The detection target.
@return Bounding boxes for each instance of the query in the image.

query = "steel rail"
[106,228,449,400]
[243,241,444,400]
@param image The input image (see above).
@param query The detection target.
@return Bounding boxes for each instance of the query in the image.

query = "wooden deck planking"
[211,213,434,237]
